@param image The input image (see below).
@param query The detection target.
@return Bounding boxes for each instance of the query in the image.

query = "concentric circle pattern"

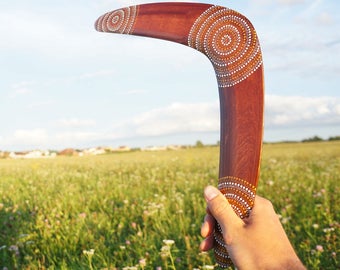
[95,6,137,34]
[188,6,262,88]
[218,176,256,219]
[214,176,256,267]
[214,223,233,268]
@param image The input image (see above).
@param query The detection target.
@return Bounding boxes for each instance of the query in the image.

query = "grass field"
[0,141,339,269]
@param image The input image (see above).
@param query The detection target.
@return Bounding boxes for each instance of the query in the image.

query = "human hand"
[200,186,306,270]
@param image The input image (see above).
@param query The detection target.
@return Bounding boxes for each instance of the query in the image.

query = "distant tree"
[195,140,204,148]
[328,136,340,141]
[302,135,324,142]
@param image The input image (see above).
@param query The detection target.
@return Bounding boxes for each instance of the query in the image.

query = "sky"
[1,0,339,151]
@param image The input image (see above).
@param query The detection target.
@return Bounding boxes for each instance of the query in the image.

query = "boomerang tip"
[95,6,138,35]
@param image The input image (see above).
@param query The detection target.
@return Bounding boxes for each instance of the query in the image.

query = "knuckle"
[257,196,274,211]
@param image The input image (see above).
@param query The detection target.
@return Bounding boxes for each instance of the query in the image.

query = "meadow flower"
[163,239,175,246]
[83,249,95,270]
[323,227,335,233]
[139,258,146,267]
[160,245,171,258]
[315,245,324,252]
[78,212,86,219]
[281,217,290,224]
[199,251,208,256]
[267,180,274,186]
[269,158,277,164]
[9,245,19,256]
[202,265,215,269]
[312,223,319,229]
[160,242,176,268]
[83,249,95,255]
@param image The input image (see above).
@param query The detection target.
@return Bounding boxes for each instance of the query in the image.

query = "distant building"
[8,150,56,159]
[58,148,80,156]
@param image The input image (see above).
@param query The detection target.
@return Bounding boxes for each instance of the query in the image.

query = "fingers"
[200,186,244,251]
[201,214,215,237]
[199,234,214,251]
[204,186,243,232]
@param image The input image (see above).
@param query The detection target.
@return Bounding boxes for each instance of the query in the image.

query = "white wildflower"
[163,239,175,246]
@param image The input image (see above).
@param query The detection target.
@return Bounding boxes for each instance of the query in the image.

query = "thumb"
[204,186,242,231]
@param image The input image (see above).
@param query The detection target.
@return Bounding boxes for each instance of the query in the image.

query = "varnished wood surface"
[218,66,264,186]
[132,2,209,44]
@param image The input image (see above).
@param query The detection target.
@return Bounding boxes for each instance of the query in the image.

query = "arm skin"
[200,186,306,270]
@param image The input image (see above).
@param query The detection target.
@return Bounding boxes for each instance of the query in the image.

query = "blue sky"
[1,0,339,151]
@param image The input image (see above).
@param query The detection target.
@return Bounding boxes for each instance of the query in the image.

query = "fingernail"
[204,186,218,201]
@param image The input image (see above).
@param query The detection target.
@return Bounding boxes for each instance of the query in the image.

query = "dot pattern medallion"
[214,176,256,267]
[218,176,256,219]
[95,6,137,34]
[188,6,262,88]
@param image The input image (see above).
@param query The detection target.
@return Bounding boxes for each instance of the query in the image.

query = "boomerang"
[95,2,264,267]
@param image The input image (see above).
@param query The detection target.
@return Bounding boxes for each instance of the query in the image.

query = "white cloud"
[9,81,35,98]
[125,88,148,95]
[78,69,116,80]
[26,101,55,110]
[57,118,96,128]
[0,129,49,149]
[316,12,333,25]
[132,102,219,136]
[113,0,195,6]
[130,96,340,138]
[55,132,100,142]
[13,129,48,142]
[277,0,304,5]
[0,10,66,52]
[0,95,339,150]
[265,95,340,127]
[0,129,108,150]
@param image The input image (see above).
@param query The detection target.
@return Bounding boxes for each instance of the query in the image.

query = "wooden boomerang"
[95,2,264,268]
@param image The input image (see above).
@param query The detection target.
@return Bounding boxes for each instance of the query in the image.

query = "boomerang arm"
[95,3,209,44]
[95,2,264,268]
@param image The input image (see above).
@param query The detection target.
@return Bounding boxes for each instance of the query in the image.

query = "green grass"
[0,142,339,269]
